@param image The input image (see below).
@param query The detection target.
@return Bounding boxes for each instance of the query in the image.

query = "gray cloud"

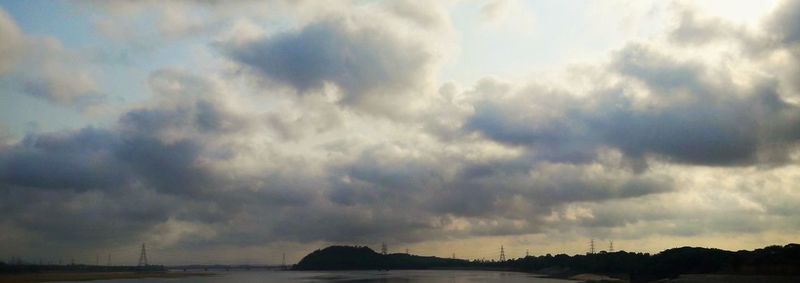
[0,128,124,191]
[465,42,800,168]
[768,0,800,45]
[669,9,739,46]
[19,68,105,108]
[220,17,433,114]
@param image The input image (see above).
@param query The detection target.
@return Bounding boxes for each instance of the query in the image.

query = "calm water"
[59,270,578,283]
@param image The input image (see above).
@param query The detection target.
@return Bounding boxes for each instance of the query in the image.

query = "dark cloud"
[2,189,174,245]
[440,160,671,216]
[220,18,432,112]
[0,69,261,253]
[768,0,800,45]
[116,136,211,196]
[466,43,800,168]
[319,140,673,240]
[0,128,123,191]
[765,0,800,94]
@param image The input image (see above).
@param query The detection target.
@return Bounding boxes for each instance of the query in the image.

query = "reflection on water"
[59,270,578,283]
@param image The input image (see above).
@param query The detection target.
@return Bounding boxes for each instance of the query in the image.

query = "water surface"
[60,270,578,283]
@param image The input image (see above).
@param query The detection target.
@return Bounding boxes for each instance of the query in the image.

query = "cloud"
[386,0,449,29]
[84,0,303,40]
[219,14,438,116]
[0,8,22,75]
[479,0,536,35]
[0,128,123,191]
[767,0,800,45]
[0,7,104,110]
[465,41,800,168]
[668,9,740,46]
[4,0,800,263]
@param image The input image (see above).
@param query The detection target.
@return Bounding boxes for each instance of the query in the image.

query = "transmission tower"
[282,253,286,269]
[589,239,595,254]
[138,243,149,266]
[499,245,506,261]
[406,248,409,254]
[107,254,111,266]
[526,249,529,257]
[96,254,99,266]
[609,241,614,252]
[381,242,387,255]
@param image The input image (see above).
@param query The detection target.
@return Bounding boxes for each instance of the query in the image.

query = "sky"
[1,0,800,265]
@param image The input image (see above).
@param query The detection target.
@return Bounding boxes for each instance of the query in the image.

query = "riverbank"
[0,271,214,283]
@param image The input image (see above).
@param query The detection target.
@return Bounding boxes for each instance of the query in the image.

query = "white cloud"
[0,7,104,111]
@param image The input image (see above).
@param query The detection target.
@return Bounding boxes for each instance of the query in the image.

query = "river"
[58,270,579,282]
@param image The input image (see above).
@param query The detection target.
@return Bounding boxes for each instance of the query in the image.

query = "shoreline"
[0,271,215,283]
[291,268,614,282]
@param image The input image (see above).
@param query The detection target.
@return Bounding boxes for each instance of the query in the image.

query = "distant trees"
[294,246,481,270]
[509,244,800,282]
[295,244,800,283]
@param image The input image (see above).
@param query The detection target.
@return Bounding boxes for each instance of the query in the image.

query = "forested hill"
[294,244,800,282]
[293,246,475,270]
[509,243,800,282]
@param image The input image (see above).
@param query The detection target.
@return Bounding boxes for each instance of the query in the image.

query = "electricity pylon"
[138,243,148,266]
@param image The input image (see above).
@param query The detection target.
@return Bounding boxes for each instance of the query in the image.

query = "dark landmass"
[294,246,483,270]
[509,243,800,282]
[295,244,800,282]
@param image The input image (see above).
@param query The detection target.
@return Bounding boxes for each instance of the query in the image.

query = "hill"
[509,243,800,282]
[294,246,476,270]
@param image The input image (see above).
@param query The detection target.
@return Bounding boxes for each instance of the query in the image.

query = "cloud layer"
[1,0,800,264]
